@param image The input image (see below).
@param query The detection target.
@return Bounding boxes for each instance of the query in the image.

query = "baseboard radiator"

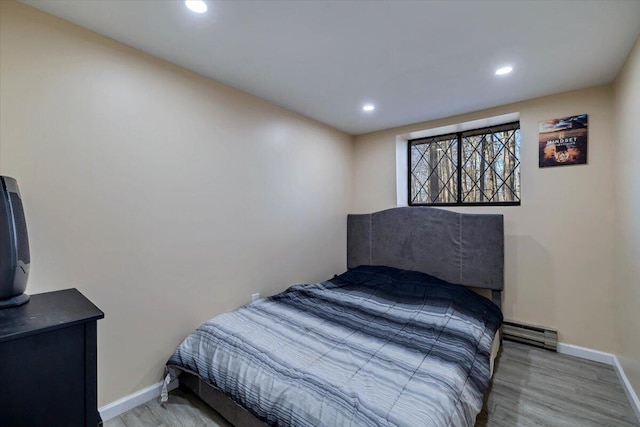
[503,320,558,351]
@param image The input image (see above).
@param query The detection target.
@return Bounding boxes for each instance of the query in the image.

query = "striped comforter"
[166,266,503,427]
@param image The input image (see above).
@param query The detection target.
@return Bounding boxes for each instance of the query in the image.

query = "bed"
[163,207,504,427]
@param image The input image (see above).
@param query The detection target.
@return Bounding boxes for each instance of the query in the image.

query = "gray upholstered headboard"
[347,207,504,308]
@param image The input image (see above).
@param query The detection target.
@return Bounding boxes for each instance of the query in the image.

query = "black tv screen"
[0,176,30,308]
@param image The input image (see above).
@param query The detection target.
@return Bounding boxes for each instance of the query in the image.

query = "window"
[409,122,520,206]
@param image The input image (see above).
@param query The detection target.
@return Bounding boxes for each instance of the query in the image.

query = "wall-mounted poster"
[539,114,588,167]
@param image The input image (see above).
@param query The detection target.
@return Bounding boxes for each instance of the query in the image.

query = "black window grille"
[409,122,520,206]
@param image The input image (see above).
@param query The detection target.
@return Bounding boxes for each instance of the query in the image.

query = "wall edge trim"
[558,342,639,423]
[613,356,640,424]
[557,342,615,364]
[99,380,177,421]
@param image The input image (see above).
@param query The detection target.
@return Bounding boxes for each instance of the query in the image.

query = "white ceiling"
[21,0,640,135]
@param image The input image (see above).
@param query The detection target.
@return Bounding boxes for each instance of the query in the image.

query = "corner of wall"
[611,33,640,403]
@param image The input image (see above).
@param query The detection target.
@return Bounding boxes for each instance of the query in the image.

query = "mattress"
[166,265,503,427]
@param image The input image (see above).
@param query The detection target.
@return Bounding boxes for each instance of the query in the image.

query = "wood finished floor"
[105,340,639,427]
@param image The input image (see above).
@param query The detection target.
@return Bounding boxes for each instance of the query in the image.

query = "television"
[0,176,30,308]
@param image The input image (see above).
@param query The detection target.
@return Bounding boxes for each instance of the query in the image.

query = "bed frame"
[347,207,504,308]
[177,207,505,425]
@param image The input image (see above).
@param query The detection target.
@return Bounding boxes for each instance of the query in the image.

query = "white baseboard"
[99,380,178,422]
[557,342,615,365]
[557,342,639,423]
[613,357,640,423]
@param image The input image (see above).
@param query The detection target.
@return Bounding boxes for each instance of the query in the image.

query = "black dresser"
[0,288,104,426]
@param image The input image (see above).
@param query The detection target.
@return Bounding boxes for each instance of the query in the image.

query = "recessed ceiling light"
[362,104,375,112]
[495,66,513,76]
[185,0,208,14]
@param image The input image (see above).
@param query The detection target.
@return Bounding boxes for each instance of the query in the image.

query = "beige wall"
[613,36,640,397]
[353,86,617,352]
[0,1,353,406]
